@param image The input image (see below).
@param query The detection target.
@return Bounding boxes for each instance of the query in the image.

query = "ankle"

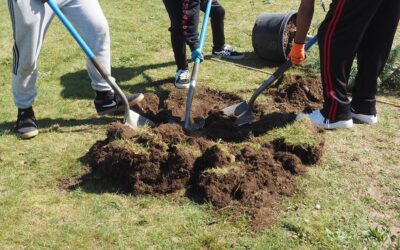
[96,91,114,101]
[18,107,34,118]
[96,90,113,96]
[213,45,224,52]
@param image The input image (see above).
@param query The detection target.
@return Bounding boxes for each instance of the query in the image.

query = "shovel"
[44,0,154,129]
[222,35,318,127]
[183,0,213,131]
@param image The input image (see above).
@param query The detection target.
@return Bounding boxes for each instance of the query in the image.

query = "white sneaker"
[297,110,353,130]
[351,112,378,124]
[174,69,190,89]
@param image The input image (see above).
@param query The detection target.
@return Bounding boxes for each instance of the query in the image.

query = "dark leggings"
[163,0,225,70]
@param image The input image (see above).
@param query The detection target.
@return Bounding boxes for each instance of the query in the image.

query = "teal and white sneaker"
[297,110,353,130]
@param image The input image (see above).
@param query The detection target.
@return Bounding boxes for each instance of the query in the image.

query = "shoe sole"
[19,129,39,139]
[351,113,378,125]
[297,114,353,129]
[321,120,353,129]
[97,93,144,116]
[175,83,190,89]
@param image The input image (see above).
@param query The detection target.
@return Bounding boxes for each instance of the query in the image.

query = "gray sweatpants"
[8,0,113,109]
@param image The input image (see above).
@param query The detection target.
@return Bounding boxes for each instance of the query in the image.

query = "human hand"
[191,48,204,63]
[289,43,306,65]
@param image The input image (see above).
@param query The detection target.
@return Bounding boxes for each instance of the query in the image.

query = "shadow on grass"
[58,55,280,101]
[0,117,117,136]
[205,52,281,70]
[59,61,176,100]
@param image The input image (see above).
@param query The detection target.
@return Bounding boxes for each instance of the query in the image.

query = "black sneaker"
[14,107,39,139]
[94,91,144,115]
[212,44,244,60]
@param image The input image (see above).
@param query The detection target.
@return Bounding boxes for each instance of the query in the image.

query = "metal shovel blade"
[222,101,249,117]
[183,117,205,131]
[234,109,255,127]
[124,110,155,129]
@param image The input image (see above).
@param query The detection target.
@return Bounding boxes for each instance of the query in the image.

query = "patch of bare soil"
[133,84,242,124]
[64,77,325,229]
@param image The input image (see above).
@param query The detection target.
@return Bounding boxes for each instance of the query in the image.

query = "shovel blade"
[183,117,205,131]
[124,110,155,129]
[234,109,255,127]
[222,101,249,117]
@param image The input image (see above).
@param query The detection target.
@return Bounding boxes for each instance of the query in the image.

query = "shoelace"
[217,49,233,57]
[16,117,37,129]
[179,71,190,80]
[223,44,234,52]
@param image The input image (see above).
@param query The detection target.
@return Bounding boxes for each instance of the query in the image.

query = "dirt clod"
[196,144,236,170]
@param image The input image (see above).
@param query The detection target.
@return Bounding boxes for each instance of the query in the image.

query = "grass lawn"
[0,0,399,249]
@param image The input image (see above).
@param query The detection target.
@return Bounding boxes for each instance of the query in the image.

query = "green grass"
[266,119,322,149]
[0,0,399,249]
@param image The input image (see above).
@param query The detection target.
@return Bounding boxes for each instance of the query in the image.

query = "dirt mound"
[90,123,196,194]
[79,78,325,229]
[274,75,323,113]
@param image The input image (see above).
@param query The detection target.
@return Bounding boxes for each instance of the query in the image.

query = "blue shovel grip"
[198,0,212,51]
[305,35,318,51]
[194,0,212,64]
[46,0,95,59]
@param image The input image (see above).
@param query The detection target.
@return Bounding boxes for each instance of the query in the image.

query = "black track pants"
[162,0,225,70]
[317,0,400,121]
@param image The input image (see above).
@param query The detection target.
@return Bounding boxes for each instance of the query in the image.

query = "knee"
[16,61,36,76]
[92,18,110,38]
[168,22,183,36]
[85,17,110,50]
[211,5,225,19]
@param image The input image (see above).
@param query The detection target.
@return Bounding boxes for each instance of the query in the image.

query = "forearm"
[295,0,315,44]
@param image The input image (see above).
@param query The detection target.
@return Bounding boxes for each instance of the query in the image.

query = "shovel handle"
[184,0,212,129]
[248,35,318,106]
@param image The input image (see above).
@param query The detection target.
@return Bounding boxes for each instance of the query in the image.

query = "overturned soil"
[73,76,325,229]
[274,75,324,113]
[283,17,297,58]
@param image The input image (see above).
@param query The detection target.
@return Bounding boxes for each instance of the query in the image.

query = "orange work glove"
[289,43,306,65]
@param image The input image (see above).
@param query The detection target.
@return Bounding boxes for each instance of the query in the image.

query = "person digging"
[8,0,144,139]
[163,0,244,89]
[290,0,399,129]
